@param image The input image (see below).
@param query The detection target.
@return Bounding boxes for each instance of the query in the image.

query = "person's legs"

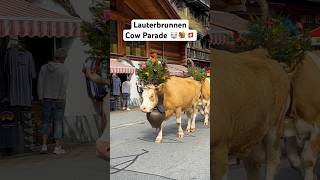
[126,94,131,110]
[40,100,52,153]
[52,100,66,154]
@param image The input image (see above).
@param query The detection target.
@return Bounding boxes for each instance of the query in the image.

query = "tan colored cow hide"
[211,48,289,179]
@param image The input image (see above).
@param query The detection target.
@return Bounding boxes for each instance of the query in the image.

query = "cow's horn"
[187,58,194,67]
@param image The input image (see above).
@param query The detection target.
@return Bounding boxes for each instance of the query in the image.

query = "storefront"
[110,0,190,106]
[310,26,320,47]
[0,0,100,154]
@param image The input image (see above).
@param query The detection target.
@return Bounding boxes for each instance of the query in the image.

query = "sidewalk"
[0,144,108,180]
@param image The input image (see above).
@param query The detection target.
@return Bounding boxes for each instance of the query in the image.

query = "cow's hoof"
[178,132,185,139]
[187,128,195,133]
[155,138,162,144]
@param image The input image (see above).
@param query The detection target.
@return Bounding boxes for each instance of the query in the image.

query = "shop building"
[110,0,189,108]
[0,0,103,154]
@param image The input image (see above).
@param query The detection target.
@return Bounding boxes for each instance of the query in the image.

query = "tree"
[81,1,110,153]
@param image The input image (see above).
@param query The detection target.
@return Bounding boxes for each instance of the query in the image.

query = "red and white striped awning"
[0,0,81,37]
[167,64,188,76]
[110,59,136,74]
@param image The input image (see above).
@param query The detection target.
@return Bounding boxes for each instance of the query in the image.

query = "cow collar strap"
[154,94,165,113]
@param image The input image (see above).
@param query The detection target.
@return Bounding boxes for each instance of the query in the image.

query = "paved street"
[228,159,320,180]
[0,144,108,180]
[110,109,320,180]
[110,109,210,180]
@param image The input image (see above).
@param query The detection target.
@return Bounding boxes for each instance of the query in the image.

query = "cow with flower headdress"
[137,52,202,143]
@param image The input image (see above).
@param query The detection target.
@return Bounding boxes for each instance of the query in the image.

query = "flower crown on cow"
[136,52,170,85]
[187,65,207,82]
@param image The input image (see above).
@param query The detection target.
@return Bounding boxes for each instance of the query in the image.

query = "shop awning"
[0,0,82,37]
[110,59,136,74]
[167,64,188,76]
[310,27,320,46]
[209,25,233,45]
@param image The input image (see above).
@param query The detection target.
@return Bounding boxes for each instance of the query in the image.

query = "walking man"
[38,48,69,155]
[112,74,121,111]
[122,77,131,111]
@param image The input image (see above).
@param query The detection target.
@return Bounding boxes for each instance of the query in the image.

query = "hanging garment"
[5,48,36,107]
[112,76,121,96]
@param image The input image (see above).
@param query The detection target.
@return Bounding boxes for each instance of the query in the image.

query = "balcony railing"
[187,48,210,62]
[184,0,210,11]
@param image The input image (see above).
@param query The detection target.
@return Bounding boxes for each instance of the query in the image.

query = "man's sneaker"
[53,146,66,155]
[40,145,48,154]
[126,108,131,111]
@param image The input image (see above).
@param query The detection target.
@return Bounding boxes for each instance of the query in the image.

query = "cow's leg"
[189,103,198,133]
[212,145,229,180]
[175,108,184,139]
[264,128,281,180]
[286,136,305,178]
[302,127,320,180]
[243,143,265,180]
[155,121,166,143]
[204,100,210,127]
[186,110,192,133]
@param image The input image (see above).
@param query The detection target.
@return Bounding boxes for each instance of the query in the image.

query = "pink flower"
[141,62,146,69]
[102,10,111,23]
[236,37,241,43]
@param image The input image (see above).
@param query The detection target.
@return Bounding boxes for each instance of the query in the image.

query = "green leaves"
[235,15,311,67]
[187,66,206,82]
[136,55,170,85]
[81,1,109,58]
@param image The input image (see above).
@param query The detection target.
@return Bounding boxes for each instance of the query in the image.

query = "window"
[110,20,118,54]
[125,24,146,57]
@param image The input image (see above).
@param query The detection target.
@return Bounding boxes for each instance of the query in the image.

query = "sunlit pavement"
[0,144,108,180]
[110,109,210,180]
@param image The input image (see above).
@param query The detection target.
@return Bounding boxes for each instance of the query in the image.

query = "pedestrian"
[112,74,121,110]
[136,79,143,102]
[38,48,69,155]
[122,77,131,111]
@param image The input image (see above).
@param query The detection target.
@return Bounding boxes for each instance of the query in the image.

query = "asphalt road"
[110,109,210,180]
[110,109,320,180]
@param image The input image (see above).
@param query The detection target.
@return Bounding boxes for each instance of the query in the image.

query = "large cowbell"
[146,94,165,128]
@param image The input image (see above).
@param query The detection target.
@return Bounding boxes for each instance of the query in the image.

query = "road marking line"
[111,121,146,129]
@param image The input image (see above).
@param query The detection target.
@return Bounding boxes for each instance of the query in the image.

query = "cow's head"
[140,84,164,113]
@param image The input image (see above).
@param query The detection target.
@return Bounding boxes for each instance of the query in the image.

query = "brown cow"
[211,49,290,180]
[284,51,320,180]
[140,76,201,143]
[200,78,210,127]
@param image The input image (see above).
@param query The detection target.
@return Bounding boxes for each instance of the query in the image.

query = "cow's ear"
[155,84,164,94]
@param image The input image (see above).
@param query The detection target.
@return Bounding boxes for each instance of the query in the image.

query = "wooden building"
[110,0,187,65]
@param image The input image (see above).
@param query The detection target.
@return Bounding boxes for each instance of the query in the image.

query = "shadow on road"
[136,114,207,144]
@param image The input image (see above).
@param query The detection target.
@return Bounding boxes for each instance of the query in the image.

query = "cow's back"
[293,52,320,125]
[211,49,289,156]
[163,76,201,111]
[201,78,210,101]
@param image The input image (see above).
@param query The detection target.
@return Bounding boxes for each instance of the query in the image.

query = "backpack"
[82,57,106,101]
